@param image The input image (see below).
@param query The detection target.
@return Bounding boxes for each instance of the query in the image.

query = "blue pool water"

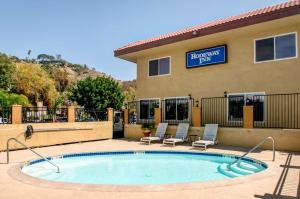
[21,151,267,185]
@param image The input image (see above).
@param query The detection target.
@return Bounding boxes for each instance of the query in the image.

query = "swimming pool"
[21,150,267,185]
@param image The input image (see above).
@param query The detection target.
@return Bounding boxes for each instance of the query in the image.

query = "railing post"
[192,106,201,127]
[123,108,129,125]
[243,105,254,128]
[11,104,22,124]
[154,108,162,125]
[67,105,75,123]
[107,108,114,121]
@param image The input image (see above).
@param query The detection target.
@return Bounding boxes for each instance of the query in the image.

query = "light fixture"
[192,30,198,36]
[195,100,199,107]
[224,91,228,97]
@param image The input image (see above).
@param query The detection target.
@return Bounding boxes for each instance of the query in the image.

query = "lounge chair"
[163,123,189,146]
[192,124,218,150]
[140,123,168,144]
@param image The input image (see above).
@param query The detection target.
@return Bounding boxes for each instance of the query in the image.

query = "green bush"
[0,90,31,107]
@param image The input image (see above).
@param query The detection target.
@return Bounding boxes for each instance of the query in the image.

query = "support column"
[123,108,129,125]
[12,104,22,124]
[243,106,254,128]
[192,107,201,127]
[67,105,75,123]
[154,108,162,125]
[107,108,114,121]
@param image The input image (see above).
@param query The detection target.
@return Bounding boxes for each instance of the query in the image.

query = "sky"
[0,0,287,80]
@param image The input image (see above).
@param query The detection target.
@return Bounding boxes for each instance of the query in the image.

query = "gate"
[113,110,124,138]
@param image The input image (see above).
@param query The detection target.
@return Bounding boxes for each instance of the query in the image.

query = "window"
[228,93,264,122]
[149,57,170,76]
[255,32,297,62]
[164,98,189,121]
[139,99,159,120]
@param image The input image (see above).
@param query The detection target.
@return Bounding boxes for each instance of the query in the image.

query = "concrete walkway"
[0,139,299,199]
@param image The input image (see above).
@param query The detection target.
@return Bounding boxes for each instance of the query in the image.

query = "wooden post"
[67,106,75,123]
[192,107,201,127]
[154,108,162,125]
[123,108,129,125]
[243,106,254,128]
[11,104,22,124]
[107,108,114,121]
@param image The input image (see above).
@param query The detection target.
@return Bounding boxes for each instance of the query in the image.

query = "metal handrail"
[7,138,60,173]
[229,136,275,166]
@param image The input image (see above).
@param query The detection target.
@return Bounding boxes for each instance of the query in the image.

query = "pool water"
[22,151,267,185]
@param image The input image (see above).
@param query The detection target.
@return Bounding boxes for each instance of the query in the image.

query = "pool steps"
[218,162,260,178]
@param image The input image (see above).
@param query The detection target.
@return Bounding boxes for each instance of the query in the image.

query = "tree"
[50,67,75,92]
[0,90,31,107]
[70,76,124,110]
[0,53,15,90]
[13,62,58,106]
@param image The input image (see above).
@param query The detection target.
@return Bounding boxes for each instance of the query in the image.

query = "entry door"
[113,110,124,139]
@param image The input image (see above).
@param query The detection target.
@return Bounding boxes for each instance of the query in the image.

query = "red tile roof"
[114,0,300,57]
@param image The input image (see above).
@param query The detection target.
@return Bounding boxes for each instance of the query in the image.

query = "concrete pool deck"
[0,139,299,199]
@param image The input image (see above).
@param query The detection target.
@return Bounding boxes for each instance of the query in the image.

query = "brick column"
[192,107,201,127]
[12,104,22,124]
[67,106,75,123]
[243,106,254,128]
[123,109,129,125]
[154,108,161,125]
[107,108,114,121]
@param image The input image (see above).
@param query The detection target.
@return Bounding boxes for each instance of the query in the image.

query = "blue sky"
[0,0,286,80]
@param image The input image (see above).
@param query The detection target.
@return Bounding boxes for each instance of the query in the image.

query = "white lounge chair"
[140,123,168,145]
[163,123,189,146]
[192,124,218,150]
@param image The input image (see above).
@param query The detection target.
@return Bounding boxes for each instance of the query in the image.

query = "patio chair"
[192,124,218,150]
[140,123,168,145]
[163,123,189,146]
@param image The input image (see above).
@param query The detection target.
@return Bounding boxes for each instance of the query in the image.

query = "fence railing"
[75,108,107,122]
[22,107,68,123]
[201,96,243,128]
[253,93,299,129]
[0,107,12,124]
[201,93,300,129]
[161,98,192,125]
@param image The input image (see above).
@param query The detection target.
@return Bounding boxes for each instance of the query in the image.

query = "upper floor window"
[148,57,170,77]
[255,32,297,63]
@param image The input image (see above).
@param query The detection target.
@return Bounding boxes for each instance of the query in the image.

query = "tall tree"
[13,62,58,106]
[0,53,15,91]
[70,76,124,110]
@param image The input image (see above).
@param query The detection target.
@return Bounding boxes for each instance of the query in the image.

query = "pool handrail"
[6,138,60,173]
[229,136,275,166]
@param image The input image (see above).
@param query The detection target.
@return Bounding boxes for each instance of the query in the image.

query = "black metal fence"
[75,108,107,122]
[0,107,12,124]
[161,98,192,125]
[201,96,243,127]
[253,93,299,129]
[22,107,68,123]
[201,93,300,129]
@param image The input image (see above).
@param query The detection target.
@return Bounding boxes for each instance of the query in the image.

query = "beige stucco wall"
[125,124,300,151]
[128,15,300,100]
[0,122,113,151]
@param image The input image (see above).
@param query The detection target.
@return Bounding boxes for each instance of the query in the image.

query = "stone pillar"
[192,107,201,127]
[243,106,254,128]
[123,109,129,125]
[67,106,75,123]
[154,108,162,125]
[12,104,22,124]
[107,108,114,121]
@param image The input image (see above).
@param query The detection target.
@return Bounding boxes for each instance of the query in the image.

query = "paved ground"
[0,139,299,199]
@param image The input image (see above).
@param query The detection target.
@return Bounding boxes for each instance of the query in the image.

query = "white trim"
[254,32,298,64]
[226,92,265,124]
[148,56,171,78]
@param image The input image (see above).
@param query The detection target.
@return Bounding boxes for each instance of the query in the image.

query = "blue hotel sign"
[186,45,227,68]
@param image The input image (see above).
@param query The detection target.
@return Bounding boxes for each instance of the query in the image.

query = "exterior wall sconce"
[192,30,198,36]
[224,91,228,97]
[195,100,199,107]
